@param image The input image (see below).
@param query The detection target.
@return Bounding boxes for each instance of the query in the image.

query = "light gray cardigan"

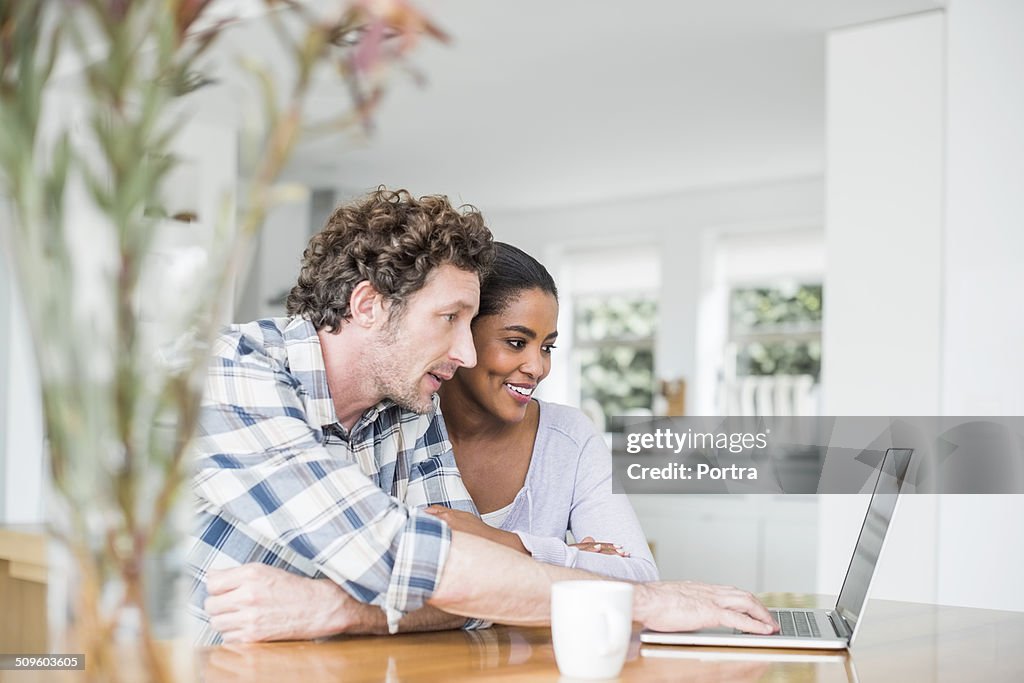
[495,400,659,581]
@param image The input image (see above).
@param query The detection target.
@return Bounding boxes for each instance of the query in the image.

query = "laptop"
[640,447,913,650]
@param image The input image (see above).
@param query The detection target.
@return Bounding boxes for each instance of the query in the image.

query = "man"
[189,188,778,644]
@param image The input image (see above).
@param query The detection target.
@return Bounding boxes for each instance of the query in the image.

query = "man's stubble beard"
[368,316,435,415]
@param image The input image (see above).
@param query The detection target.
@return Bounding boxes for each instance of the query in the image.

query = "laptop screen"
[835,448,913,632]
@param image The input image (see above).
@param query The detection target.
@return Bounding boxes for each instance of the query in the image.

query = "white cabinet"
[761,498,818,593]
[629,495,818,593]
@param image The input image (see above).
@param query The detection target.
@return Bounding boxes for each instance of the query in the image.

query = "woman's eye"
[443,313,457,323]
[507,339,525,349]
[542,344,558,354]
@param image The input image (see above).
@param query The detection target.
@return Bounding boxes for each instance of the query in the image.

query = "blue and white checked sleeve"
[193,351,451,632]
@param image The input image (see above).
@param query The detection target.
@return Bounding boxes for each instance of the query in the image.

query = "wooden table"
[3,542,1022,683]
[195,595,1024,682]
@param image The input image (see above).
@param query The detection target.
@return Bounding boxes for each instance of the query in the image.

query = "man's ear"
[349,280,385,328]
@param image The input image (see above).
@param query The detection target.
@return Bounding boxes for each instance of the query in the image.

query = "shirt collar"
[282,316,395,435]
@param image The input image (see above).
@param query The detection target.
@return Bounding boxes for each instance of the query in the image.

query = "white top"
[477,400,659,582]
[480,500,515,529]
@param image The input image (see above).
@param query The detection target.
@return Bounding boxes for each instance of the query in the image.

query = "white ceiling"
[268,0,944,212]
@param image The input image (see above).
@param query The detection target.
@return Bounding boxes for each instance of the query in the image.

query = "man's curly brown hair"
[286,188,494,331]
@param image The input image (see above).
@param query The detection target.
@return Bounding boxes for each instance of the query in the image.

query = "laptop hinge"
[827,611,853,639]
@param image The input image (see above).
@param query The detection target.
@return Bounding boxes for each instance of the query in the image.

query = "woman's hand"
[423,505,528,554]
[423,505,492,536]
[570,536,631,557]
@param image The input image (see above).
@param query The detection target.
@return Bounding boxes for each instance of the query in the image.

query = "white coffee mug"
[551,580,634,679]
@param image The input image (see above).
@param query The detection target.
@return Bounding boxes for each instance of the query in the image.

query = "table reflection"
[199,626,538,683]
[639,646,857,683]
[198,625,863,683]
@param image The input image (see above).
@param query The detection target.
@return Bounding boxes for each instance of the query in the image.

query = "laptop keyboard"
[770,610,821,638]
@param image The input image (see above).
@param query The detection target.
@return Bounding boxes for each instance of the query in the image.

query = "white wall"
[822,5,1024,612]
[0,228,7,517]
[822,12,945,417]
[820,10,946,606]
[936,0,1024,611]
[942,0,1024,417]
[1,269,46,523]
[251,197,310,320]
[167,119,240,325]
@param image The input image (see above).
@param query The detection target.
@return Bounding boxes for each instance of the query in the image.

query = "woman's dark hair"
[477,242,558,319]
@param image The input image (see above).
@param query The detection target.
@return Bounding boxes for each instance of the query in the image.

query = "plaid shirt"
[187,316,480,644]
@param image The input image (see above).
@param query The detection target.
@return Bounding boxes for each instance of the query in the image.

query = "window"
[729,283,822,379]
[574,294,658,426]
[552,247,661,430]
[696,228,825,417]
[719,281,823,416]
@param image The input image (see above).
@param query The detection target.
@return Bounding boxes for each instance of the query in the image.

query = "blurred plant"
[0,1,443,681]
[729,284,822,332]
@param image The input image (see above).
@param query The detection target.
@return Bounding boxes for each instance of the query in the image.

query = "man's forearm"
[206,535,778,642]
[428,530,596,624]
[425,532,778,637]
[204,564,474,642]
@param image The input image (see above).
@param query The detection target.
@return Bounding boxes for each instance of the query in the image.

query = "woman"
[425,243,658,581]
